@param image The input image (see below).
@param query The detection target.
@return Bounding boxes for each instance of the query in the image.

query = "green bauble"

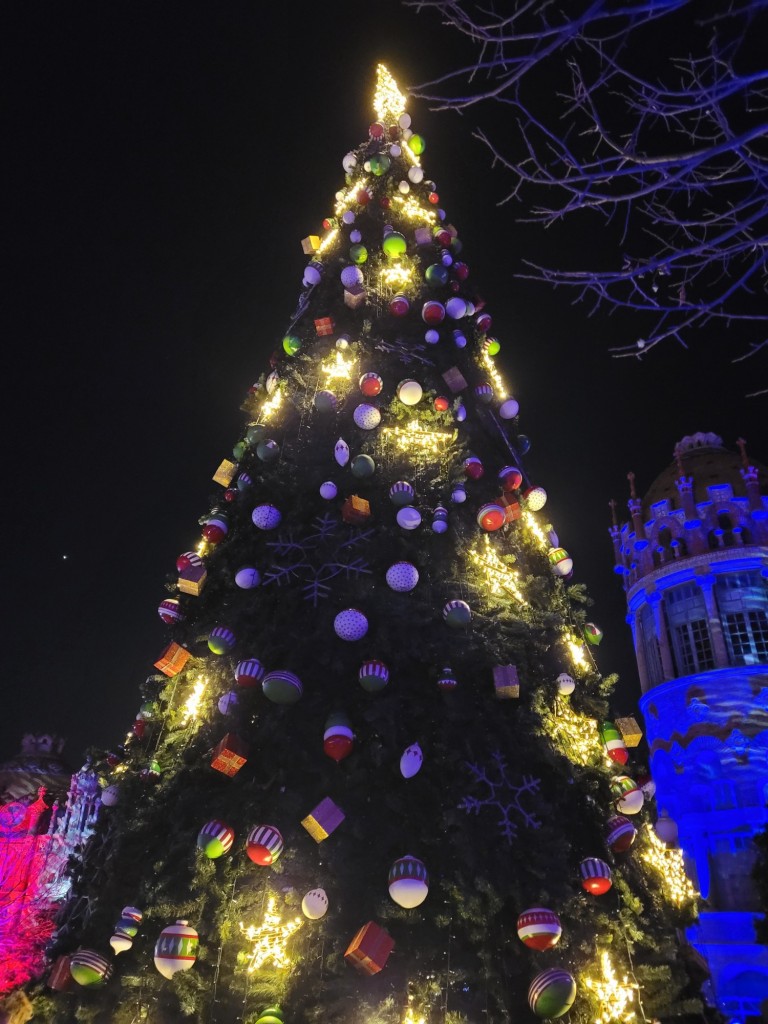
[257,1009,285,1024]
[382,232,407,258]
[232,440,247,460]
[256,439,280,462]
[283,334,301,356]
[408,133,426,155]
[349,244,368,265]
[246,423,267,445]
[485,337,501,356]
[351,454,375,478]
[369,153,391,176]
[425,263,449,287]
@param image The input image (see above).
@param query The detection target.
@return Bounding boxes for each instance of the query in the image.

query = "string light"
[544,699,603,766]
[374,64,407,123]
[522,510,550,551]
[639,825,698,906]
[260,386,283,421]
[321,350,355,381]
[378,262,415,291]
[382,421,454,453]
[334,178,369,218]
[317,226,339,255]
[402,1002,425,1024]
[391,194,436,223]
[481,348,508,400]
[239,895,303,972]
[195,540,209,557]
[468,536,527,604]
[583,951,638,1024]
[566,635,589,671]
[180,676,207,726]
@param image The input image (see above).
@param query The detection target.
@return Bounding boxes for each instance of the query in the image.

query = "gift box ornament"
[615,716,643,747]
[314,316,334,336]
[213,459,237,487]
[210,733,249,778]
[493,664,520,699]
[342,495,371,525]
[301,797,345,842]
[344,921,395,975]
[301,235,321,254]
[442,366,468,393]
[344,284,366,309]
[178,562,207,597]
[47,956,74,992]
[154,642,191,678]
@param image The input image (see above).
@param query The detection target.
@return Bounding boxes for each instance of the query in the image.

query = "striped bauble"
[358,659,389,693]
[516,907,562,951]
[528,967,577,1018]
[606,814,637,853]
[69,949,113,986]
[246,825,284,866]
[208,626,236,655]
[197,820,235,859]
[580,857,613,894]
[235,658,266,687]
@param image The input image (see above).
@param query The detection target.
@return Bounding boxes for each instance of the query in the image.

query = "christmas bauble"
[516,908,562,951]
[556,672,575,695]
[386,561,419,592]
[421,300,445,325]
[301,888,329,920]
[446,296,468,320]
[425,328,440,344]
[246,423,267,445]
[303,265,321,287]
[484,336,501,356]
[334,438,350,466]
[408,133,425,154]
[236,658,266,687]
[246,825,284,865]
[476,311,493,332]
[584,622,603,645]
[548,548,573,577]
[154,920,199,979]
[256,439,280,462]
[334,608,368,641]
[425,263,449,287]
[235,566,261,589]
[350,244,368,264]
[198,820,235,859]
[443,600,472,627]
[370,153,391,176]
[389,480,415,506]
[524,486,547,511]
[319,481,338,500]
[400,743,423,778]
[70,949,113,986]
[262,670,303,704]
[434,396,450,412]
[203,516,228,544]
[237,471,253,491]
[450,485,467,504]
[217,691,239,715]
[282,334,301,356]
[358,660,389,694]
[341,265,364,289]
[498,466,523,491]
[396,506,422,530]
[208,626,236,655]
[407,163,423,183]
[464,456,484,480]
[397,379,423,405]
[351,454,375,478]
[176,550,202,572]
[606,815,637,853]
[353,403,381,430]
[499,398,520,420]
[252,504,282,530]
[257,1008,284,1024]
[528,968,577,1019]
[359,372,383,397]
[382,232,407,257]
[343,151,357,173]
[580,857,613,894]
[324,711,354,762]
[432,506,448,534]
[314,390,338,413]
[388,855,429,908]
[390,294,410,316]
[100,784,120,807]
[437,666,457,691]
[600,722,629,764]
[655,812,679,845]
[477,503,505,531]
[637,772,656,799]
[611,775,644,814]
[158,598,184,624]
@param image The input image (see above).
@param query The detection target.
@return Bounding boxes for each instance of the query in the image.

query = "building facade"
[610,432,768,1021]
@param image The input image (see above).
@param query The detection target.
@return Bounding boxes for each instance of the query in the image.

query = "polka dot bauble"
[334,608,369,641]
[386,561,419,592]
[252,504,282,530]
[353,403,382,430]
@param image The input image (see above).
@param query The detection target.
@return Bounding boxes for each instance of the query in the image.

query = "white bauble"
[301,888,329,920]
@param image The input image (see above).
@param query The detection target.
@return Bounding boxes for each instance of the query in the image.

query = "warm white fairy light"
[391,194,436,223]
[583,951,638,1024]
[334,178,369,217]
[195,540,209,557]
[402,1002,426,1024]
[544,699,603,766]
[379,262,415,290]
[383,421,454,453]
[239,896,303,972]
[522,510,549,550]
[567,636,589,671]
[181,677,207,726]
[317,227,339,255]
[260,386,283,421]
[468,536,527,604]
[374,64,407,123]
[481,348,508,400]
[321,350,355,381]
[640,825,698,906]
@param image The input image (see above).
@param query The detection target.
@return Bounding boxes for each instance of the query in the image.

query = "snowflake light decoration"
[459,751,542,844]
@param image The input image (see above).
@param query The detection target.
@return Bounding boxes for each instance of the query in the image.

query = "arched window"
[639,603,663,686]
[664,582,715,675]
[715,571,768,666]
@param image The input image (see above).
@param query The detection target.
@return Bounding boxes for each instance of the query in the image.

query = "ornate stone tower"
[611,432,768,1021]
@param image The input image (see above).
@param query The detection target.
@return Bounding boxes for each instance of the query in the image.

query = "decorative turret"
[609,433,768,1019]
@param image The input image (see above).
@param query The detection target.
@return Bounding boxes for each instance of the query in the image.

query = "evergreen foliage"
[35,68,699,1024]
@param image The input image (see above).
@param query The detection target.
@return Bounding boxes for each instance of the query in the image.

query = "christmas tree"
[39,67,701,1024]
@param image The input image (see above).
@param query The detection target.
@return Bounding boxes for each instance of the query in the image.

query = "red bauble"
[435,229,452,247]
[379,196,391,209]
[463,456,484,481]
[356,189,371,205]
[453,261,469,281]
[428,192,439,204]
[202,522,226,544]
[369,121,385,139]
[389,294,410,317]
[323,735,354,763]
[434,396,450,412]
[498,466,523,492]
[224,488,237,502]
[132,719,146,740]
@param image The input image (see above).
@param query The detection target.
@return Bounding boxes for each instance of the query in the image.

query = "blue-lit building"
[610,432,768,1021]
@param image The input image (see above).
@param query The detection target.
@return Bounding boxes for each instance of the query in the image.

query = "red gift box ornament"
[344,921,395,975]
[210,733,249,778]
[154,642,191,678]
[314,316,334,337]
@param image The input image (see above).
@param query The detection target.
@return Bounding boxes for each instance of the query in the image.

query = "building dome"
[643,432,768,510]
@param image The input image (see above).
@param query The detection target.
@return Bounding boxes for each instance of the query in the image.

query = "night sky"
[4,2,766,769]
